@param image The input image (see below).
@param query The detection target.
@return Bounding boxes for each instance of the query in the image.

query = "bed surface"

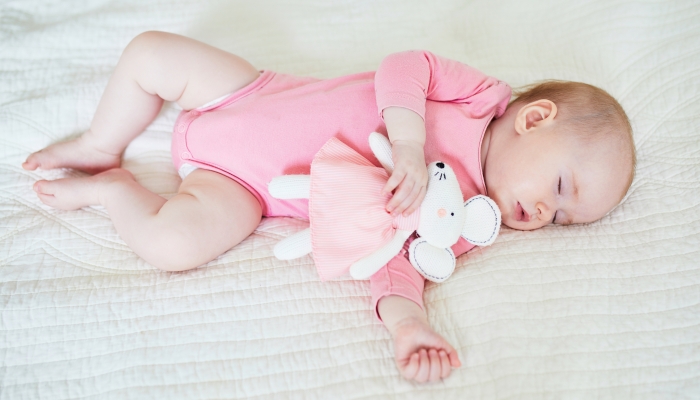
[1,0,699,398]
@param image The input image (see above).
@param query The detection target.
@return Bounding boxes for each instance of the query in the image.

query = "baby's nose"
[437,208,447,218]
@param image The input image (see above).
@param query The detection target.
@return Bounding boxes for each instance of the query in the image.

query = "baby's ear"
[514,99,558,134]
[369,132,394,173]
[461,195,501,246]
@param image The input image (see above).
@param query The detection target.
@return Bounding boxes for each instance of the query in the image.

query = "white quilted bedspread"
[1,1,699,399]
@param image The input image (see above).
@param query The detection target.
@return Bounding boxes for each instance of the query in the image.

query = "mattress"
[1,0,699,398]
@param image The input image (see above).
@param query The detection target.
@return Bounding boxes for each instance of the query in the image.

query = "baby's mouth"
[515,202,530,222]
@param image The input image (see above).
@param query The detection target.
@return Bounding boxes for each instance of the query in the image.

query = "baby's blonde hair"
[511,80,636,197]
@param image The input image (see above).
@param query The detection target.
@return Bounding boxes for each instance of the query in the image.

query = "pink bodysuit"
[170,50,512,320]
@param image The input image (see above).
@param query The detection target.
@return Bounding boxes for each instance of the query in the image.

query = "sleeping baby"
[23,31,635,383]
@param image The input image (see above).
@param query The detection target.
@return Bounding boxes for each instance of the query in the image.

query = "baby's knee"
[126,31,164,51]
[147,231,207,272]
[121,31,169,66]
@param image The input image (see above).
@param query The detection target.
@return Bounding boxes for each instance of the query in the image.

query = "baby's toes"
[23,152,44,170]
[33,180,59,206]
[33,179,92,211]
[36,192,59,208]
[34,180,55,195]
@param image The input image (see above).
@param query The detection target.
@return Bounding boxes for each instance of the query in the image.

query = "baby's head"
[482,80,635,230]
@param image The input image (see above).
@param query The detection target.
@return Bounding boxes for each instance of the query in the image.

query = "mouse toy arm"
[369,132,394,173]
[273,228,312,260]
[349,229,413,279]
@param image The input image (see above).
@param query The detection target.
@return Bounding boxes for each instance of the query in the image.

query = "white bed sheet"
[1,0,699,398]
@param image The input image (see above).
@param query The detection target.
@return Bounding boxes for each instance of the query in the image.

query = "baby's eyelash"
[553,177,561,224]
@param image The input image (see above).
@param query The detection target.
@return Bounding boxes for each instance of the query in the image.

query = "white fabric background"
[1,0,699,398]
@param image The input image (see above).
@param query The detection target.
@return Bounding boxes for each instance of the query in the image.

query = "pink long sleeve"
[374,50,510,120]
[370,236,425,320]
[370,50,509,323]
[370,237,476,321]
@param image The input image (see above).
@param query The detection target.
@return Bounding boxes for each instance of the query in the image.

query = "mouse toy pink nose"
[437,208,447,218]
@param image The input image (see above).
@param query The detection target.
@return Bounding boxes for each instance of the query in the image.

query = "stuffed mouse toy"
[268,132,501,283]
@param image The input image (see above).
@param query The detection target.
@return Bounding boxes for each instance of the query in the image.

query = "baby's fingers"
[448,350,462,368]
[382,169,405,196]
[414,349,430,383]
[439,350,452,379]
[428,349,442,382]
[400,353,420,380]
[403,349,454,383]
[389,181,420,216]
[402,185,426,216]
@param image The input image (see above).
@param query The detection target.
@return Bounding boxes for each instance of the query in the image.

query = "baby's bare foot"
[23,132,122,174]
[33,168,134,210]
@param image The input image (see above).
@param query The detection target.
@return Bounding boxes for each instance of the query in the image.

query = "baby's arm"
[371,249,461,382]
[382,107,428,217]
[378,295,461,382]
[375,50,511,217]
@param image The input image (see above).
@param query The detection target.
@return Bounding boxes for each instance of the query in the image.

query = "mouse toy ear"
[461,195,501,246]
[368,132,394,173]
[408,238,456,283]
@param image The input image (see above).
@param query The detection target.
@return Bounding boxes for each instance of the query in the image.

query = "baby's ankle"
[94,168,135,206]
[79,130,123,157]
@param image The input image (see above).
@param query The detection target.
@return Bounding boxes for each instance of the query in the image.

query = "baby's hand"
[382,140,428,216]
[391,316,462,383]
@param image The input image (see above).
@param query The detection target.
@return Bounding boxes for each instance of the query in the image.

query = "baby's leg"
[34,168,262,271]
[23,31,260,173]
